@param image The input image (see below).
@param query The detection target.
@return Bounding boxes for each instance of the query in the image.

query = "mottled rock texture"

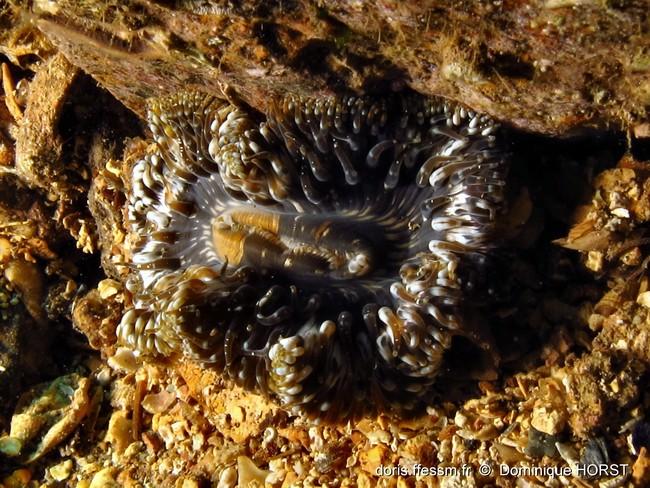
[13,0,647,135]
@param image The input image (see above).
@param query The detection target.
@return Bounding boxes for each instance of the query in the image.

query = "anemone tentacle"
[117,91,509,418]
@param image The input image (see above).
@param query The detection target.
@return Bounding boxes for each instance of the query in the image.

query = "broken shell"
[104,410,133,454]
[216,466,237,488]
[141,390,176,414]
[98,278,121,299]
[107,347,140,373]
[4,258,46,324]
[637,292,650,309]
[88,467,119,488]
[531,406,567,436]
[237,456,269,486]
[525,427,560,458]
[4,374,91,462]
[49,459,73,481]
[633,447,650,486]
[0,436,21,457]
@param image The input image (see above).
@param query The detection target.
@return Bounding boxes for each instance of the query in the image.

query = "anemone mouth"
[118,91,509,418]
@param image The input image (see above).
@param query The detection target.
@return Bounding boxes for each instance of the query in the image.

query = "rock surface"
[0,1,649,486]
[18,0,648,135]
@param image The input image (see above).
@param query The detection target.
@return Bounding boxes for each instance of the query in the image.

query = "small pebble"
[49,459,73,481]
[88,467,119,488]
[216,466,237,488]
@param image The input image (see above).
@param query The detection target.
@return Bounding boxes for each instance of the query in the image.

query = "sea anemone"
[117,91,508,418]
